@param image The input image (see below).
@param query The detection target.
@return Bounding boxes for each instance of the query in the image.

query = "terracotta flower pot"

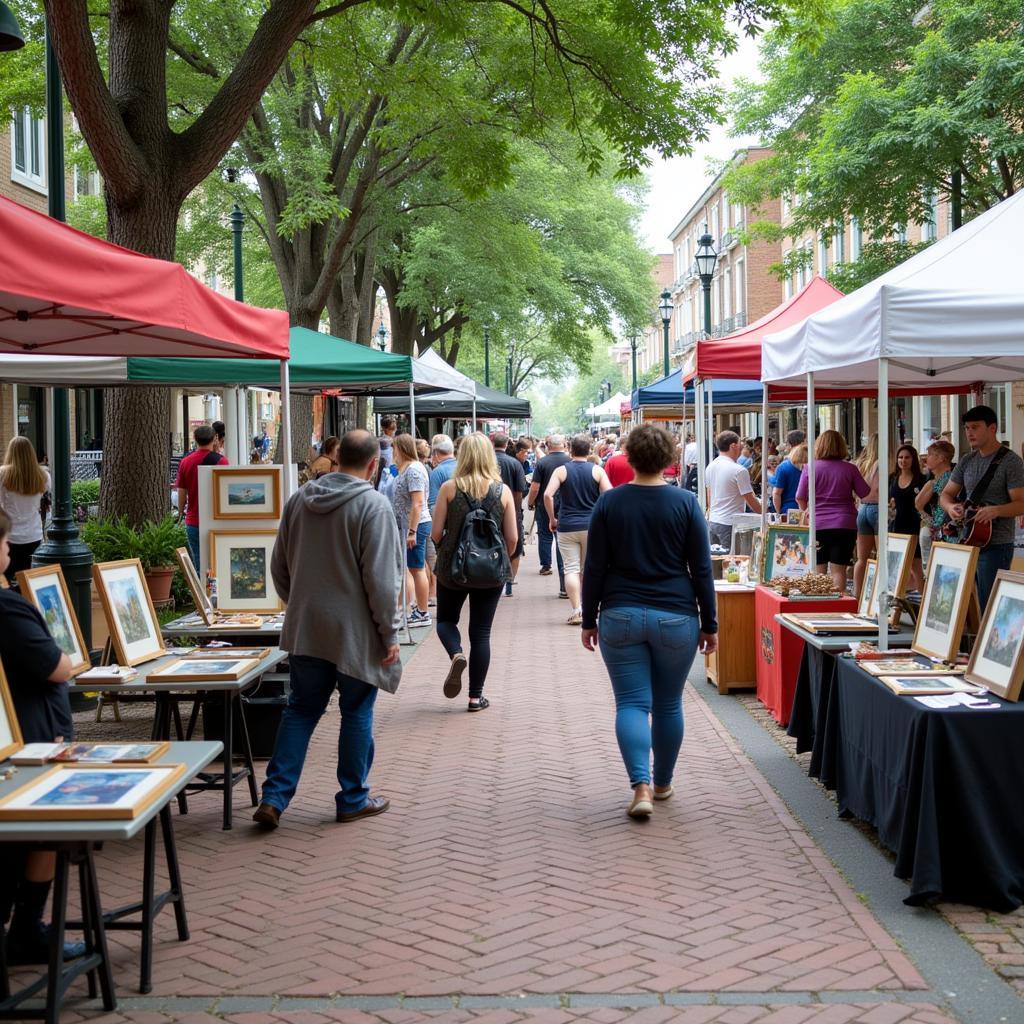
[144,565,176,605]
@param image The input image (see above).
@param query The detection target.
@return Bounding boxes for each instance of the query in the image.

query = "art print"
[763,526,810,582]
[93,560,165,667]
[878,674,976,696]
[966,570,1024,701]
[17,566,90,676]
[175,547,214,626]
[912,542,978,663]
[859,560,878,617]
[147,657,260,683]
[208,531,282,613]
[0,662,23,762]
[211,467,281,520]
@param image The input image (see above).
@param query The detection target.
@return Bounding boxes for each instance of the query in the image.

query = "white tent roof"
[586,392,629,417]
[762,190,1024,389]
[414,347,477,395]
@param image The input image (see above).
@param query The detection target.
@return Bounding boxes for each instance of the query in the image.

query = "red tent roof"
[0,197,288,359]
[683,276,843,383]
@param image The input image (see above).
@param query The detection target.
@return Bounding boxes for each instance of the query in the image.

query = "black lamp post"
[225,168,244,302]
[0,2,25,49]
[376,324,388,352]
[659,289,672,378]
[483,326,491,387]
[694,230,719,339]
[505,352,512,395]
[602,378,612,401]
[629,331,640,393]
[32,18,94,647]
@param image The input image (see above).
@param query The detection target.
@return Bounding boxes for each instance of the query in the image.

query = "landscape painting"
[108,577,151,645]
[18,566,89,675]
[912,542,978,664]
[211,467,281,520]
[93,560,165,666]
[227,482,268,507]
[229,546,267,600]
[980,593,1024,668]
[967,571,1024,701]
[208,532,282,613]
[924,565,961,632]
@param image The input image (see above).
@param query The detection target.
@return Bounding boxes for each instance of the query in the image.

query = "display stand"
[705,583,756,692]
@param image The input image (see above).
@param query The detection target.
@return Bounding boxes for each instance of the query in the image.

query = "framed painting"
[965,570,1024,701]
[175,547,215,626]
[0,763,187,821]
[912,542,979,663]
[0,661,24,763]
[878,674,976,696]
[92,559,165,667]
[749,531,764,584]
[859,559,878,617]
[16,565,90,678]
[147,657,261,683]
[762,525,810,582]
[188,647,271,661]
[786,510,805,526]
[208,531,282,613]
[211,467,281,520]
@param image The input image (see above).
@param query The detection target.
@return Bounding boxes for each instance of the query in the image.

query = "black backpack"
[450,487,510,589]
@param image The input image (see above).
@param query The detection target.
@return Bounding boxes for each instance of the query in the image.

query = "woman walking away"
[310,436,340,479]
[915,439,956,573]
[431,433,518,711]
[796,430,870,594]
[581,425,717,819]
[390,434,433,627]
[890,444,927,590]
[0,437,50,588]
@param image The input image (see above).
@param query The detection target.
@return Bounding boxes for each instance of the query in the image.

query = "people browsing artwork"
[770,432,806,514]
[581,425,717,820]
[705,430,761,551]
[915,440,956,572]
[174,424,228,570]
[255,430,403,830]
[938,405,1024,611]
[889,444,926,591]
[0,437,50,588]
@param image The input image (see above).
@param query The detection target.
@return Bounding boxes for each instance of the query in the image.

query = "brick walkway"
[26,560,979,1022]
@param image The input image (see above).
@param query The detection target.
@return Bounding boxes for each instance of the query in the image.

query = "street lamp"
[505,352,513,395]
[659,289,672,378]
[225,168,244,302]
[376,324,388,351]
[694,230,719,339]
[483,326,491,387]
[0,2,25,49]
[629,331,641,393]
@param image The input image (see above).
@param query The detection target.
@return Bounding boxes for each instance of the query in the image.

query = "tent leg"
[280,360,292,498]
[807,372,816,574]
[409,382,417,439]
[696,380,706,513]
[878,359,890,652]
[761,388,769,537]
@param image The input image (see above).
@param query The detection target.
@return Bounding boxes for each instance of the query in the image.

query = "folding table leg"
[43,853,69,1024]
[139,820,157,994]
[235,695,259,806]
[81,847,116,1012]
[159,805,189,942]
[222,691,234,830]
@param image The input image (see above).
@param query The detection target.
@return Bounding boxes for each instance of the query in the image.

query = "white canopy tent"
[762,189,1024,647]
[586,392,630,428]
[412,347,479,424]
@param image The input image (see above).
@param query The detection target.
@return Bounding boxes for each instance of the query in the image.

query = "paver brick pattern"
[32,564,959,1021]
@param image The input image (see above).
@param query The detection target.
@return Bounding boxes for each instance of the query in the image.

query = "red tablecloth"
[754,586,858,726]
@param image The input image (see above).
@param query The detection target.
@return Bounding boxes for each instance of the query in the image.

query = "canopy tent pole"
[696,379,707,512]
[472,395,477,429]
[708,381,715,449]
[239,387,250,464]
[409,381,417,438]
[877,358,890,652]
[223,387,241,464]
[679,382,687,483]
[280,360,293,498]
[761,386,769,538]
[806,373,816,571]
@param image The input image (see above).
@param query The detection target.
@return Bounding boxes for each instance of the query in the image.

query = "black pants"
[4,540,40,587]
[434,582,503,699]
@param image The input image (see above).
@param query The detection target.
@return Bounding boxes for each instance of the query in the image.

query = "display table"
[160,612,283,643]
[828,657,1024,910]
[0,742,221,1020]
[705,582,756,693]
[753,587,857,725]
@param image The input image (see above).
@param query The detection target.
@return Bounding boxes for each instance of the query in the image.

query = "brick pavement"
[20,559,972,1022]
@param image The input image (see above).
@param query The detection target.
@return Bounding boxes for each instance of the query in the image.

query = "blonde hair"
[856,433,879,476]
[393,433,418,464]
[1,436,47,496]
[453,432,501,500]
[815,429,849,461]
[789,443,808,468]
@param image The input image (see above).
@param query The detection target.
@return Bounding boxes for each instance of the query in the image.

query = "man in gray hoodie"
[253,430,403,830]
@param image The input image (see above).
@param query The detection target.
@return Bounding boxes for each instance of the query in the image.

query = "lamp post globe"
[376,324,388,351]
[694,230,719,339]
[659,289,672,379]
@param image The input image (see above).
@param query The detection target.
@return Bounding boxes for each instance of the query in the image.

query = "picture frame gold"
[0,762,187,821]
[762,525,810,582]
[965,569,1024,701]
[16,565,91,678]
[92,559,166,667]
[146,656,261,683]
[912,542,979,663]
[859,559,878,617]
[174,546,215,626]
[211,466,281,520]
[208,531,282,613]
[188,647,271,661]
[0,661,24,763]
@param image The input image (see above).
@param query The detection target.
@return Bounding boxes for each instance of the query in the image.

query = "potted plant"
[82,515,186,604]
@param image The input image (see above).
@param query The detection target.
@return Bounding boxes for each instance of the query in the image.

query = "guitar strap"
[966,446,1009,506]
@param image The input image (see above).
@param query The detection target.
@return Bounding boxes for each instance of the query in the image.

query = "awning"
[374,380,531,418]
[631,370,765,409]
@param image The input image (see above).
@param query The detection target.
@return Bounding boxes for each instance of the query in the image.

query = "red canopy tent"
[0,197,288,358]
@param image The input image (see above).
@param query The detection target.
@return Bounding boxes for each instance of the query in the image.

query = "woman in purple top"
[796,430,871,593]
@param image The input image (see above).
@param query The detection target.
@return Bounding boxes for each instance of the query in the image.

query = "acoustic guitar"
[941,500,993,548]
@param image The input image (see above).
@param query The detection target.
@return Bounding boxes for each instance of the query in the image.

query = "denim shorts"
[407,521,430,569]
[857,503,879,536]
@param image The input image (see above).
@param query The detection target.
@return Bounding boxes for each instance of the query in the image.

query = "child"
[0,510,83,963]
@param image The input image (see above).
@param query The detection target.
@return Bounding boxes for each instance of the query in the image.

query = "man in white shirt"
[683,433,697,471]
[705,429,760,550]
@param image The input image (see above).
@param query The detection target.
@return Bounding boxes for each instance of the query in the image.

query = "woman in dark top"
[309,436,339,479]
[889,444,926,590]
[582,425,718,819]
[431,433,518,711]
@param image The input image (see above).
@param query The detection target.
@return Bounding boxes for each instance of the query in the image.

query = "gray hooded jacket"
[271,472,403,692]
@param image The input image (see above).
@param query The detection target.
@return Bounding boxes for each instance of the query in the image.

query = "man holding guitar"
[939,405,1024,611]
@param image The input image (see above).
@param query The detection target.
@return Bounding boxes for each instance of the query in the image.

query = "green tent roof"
[126,326,414,392]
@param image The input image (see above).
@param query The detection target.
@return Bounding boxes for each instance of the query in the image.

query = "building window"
[833,221,845,263]
[850,216,862,260]
[817,232,829,275]
[11,109,47,193]
[923,191,938,241]
[783,250,793,300]
[734,257,746,320]
[710,207,719,243]
[73,166,100,201]
[723,267,732,321]
[895,223,907,243]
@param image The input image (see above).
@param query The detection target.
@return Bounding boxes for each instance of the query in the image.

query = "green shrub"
[81,515,185,571]
[70,479,101,521]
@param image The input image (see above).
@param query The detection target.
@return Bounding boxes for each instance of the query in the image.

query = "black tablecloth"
[831,658,1024,911]
[787,646,843,788]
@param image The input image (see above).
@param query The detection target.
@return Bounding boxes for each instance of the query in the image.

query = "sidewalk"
[50,554,1009,1022]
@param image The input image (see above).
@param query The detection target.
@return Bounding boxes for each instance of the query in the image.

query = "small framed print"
[878,674,976,696]
[211,467,281,520]
[208,531,282,613]
[874,533,916,621]
[860,659,964,677]
[786,510,804,525]
[93,560,165,667]
[0,661,24,762]
[762,525,810,582]
[0,763,187,821]
[912,542,979,663]
[749,531,764,584]
[175,547,215,626]
[965,570,1024,701]
[16,565,90,678]
[189,647,271,661]
[859,559,878,617]
[147,657,261,683]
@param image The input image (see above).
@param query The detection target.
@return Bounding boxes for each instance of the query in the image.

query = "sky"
[638,33,763,254]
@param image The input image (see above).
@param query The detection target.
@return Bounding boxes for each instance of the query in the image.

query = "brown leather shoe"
[252,803,281,830]
[336,796,390,823]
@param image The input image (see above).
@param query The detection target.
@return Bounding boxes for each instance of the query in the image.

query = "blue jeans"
[535,504,565,588]
[185,524,200,570]
[598,607,700,787]
[261,654,379,815]
[976,543,1013,614]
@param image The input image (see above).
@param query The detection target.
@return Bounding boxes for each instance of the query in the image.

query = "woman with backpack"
[431,432,518,711]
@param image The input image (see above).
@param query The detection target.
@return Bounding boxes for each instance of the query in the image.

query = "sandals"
[467,696,490,712]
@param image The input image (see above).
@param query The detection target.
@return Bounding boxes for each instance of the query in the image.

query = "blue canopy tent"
[631,369,764,410]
